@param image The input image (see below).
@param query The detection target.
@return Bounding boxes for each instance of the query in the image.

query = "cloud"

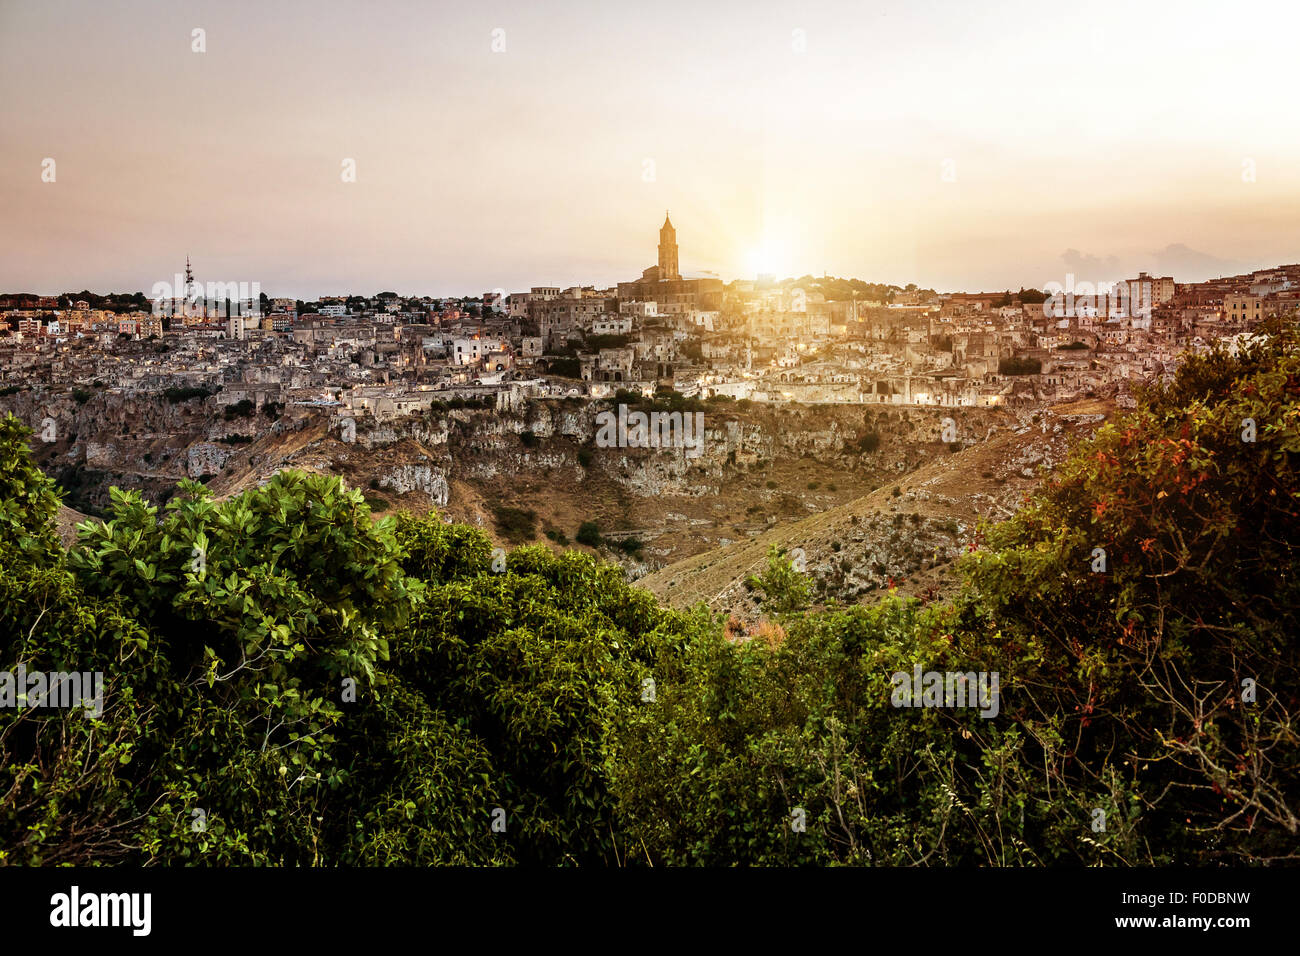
[1059,244,1248,284]
[1060,248,1121,278]
[1148,243,1242,281]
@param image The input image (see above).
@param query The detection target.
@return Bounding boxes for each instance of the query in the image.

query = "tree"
[999,356,1042,375]
[0,415,161,863]
[5,320,1298,867]
[961,317,1300,863]
[612,317,1300,867]
[745,545,812,613]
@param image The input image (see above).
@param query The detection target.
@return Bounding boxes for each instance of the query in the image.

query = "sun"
[745,237,789,279]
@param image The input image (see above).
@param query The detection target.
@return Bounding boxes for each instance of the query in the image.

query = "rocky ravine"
[2,385,1101,579]
[253,399,1045,572]
[636,400,1110,617]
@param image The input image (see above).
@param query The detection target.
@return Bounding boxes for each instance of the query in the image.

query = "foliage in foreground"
[1,321,1297,864]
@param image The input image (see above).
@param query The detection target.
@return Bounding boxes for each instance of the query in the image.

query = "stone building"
[616,213,724,312]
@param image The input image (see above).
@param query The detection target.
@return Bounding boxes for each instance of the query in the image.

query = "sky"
[2,0,1298,298]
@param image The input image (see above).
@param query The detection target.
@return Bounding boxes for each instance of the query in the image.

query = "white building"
[591,316,633,335]
[450,336,508,365]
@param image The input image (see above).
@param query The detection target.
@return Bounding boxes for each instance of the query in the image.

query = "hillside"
[638,399,1111,615]
[5,386,1057,574]
[5,326,1297,869]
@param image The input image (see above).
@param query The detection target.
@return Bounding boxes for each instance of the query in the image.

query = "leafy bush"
[585,334,630,351]
[2,322,1297,867]
[576,521,602,548]
[610,388,704,414]
[163,386,211,403]
[2,437,414,865]
[852,431,883,455]
[0,418,157,864]
[223,399,256,420]
[446,396,493,410]
[612,536,643,556]
[956,320,1300,864]
[998,356,1042,376]
[745,545,812,614]
[610,321,1300,866]
[389,540,687,864]
[546,358,581,379]
[493,506,537,543]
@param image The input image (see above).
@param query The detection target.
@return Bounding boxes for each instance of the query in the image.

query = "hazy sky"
[2,0,1297,298]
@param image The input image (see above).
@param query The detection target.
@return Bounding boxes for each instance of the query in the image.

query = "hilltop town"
[5,218,1295,430]
[3,218,1297,603]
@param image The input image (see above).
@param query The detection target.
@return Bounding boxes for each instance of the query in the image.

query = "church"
[616,213,723,311]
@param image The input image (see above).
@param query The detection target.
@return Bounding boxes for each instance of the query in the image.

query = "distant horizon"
[2,240,1294,302]
[3,256,1296,306]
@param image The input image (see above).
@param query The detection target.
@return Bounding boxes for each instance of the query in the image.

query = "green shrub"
[493,506,537,543]
[855,431,882,454]
[223,399,256,420]
[546,358,581,378]
[163,386,211,403]
[744,544,811,613]
[612,536,643,556]
[998,356,1042,376]
[2,320,1297,868]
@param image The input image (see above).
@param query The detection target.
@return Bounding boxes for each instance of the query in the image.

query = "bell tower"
[658,212,680,280]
